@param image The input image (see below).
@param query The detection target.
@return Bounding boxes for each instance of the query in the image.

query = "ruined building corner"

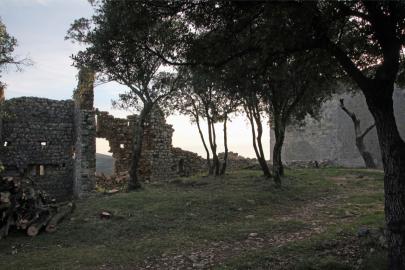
[73,67,96,198]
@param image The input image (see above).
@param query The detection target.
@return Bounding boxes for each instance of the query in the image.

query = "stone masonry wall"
[0,97,75,201]
[0,68,97,201]
[96,107,204,181]
[271,88,405,168]
[96,111,136,174]
[73,68,96,197]
[171,147,205,176]
[218,152,259,171]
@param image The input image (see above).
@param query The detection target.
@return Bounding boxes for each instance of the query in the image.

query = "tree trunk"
[339,99,377,169]
[128,103,152,191]
[245,106,272,178]
[363,85,405,270]
[195,112,212,174]
[272,117,285,186]
[207,116,219,176]
[211,121,220,176]
[220,117,228,175]
[253,107,271,177]
[355,137,377,169]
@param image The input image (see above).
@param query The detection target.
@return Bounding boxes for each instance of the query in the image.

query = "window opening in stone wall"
[3,141,9,147]
[31,165,45,176]
[39,165,45,176]
[40,141,47,148]
[120,144,125,149]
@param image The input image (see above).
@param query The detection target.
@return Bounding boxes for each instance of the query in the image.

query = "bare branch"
[359,123,376,139]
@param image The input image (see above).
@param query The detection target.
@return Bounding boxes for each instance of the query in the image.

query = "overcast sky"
[0,0,270,158]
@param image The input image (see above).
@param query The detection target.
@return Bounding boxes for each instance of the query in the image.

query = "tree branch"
[359,123,376,139]
[339,98,358,123]
[325,39,370,91]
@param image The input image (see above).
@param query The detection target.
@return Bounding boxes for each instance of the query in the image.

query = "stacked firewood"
[0,175,74,238]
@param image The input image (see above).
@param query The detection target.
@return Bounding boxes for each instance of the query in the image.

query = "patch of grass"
[0,168,385,269]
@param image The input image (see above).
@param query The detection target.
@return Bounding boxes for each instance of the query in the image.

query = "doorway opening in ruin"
[96,138,114,176]
[178,159,185,176]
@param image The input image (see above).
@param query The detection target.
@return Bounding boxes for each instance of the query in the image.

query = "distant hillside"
[96,153,113,175]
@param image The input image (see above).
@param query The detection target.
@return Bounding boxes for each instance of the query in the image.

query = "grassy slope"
[0,168,386,270]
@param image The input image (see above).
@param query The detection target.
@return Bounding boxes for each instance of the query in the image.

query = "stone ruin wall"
[0,68,96,201]
[218,152,260,171]
[0,98,76,201]
[171,147,206,176]
[271,88,405,168]
[72,68,96,197]
[96,108,205,181]
[0,66,207,201]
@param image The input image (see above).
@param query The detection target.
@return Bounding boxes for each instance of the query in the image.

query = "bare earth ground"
[0,168,386,270]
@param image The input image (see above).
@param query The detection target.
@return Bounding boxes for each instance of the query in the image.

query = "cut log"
[27,211,52,237]
[0,175,74,239]
[45,203,75,233]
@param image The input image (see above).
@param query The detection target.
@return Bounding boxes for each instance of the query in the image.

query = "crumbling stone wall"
[96,111,136,174]
[171,147,205,176]
[218,152,259,171]
[271,88,405,168]
[96,108,205,181]
[0,97,75,201]
[73,68,96,197]
[0,69,97,200]
[139,109,178,181]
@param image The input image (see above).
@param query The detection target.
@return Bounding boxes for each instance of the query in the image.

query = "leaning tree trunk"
[364,84,405,270]
[211,121,220,176]
[245,106,272,178]
[355,136,376,169]
[220,117,228,175]
[207,115,219,176]
[339,99,377,168]
[272,117,285,187]
[128,103,152,191]
[195,111,212,175]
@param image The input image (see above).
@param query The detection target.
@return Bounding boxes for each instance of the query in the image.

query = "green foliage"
[0,17,31,77]
[67,1,183,111]
[0,18,17,76]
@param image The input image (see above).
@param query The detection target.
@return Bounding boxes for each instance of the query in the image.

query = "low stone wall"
[218,152,259,171]
[171,147,205,176]
[284,159,335,168]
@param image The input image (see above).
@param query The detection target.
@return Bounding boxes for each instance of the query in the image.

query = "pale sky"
[0,0,270,158]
